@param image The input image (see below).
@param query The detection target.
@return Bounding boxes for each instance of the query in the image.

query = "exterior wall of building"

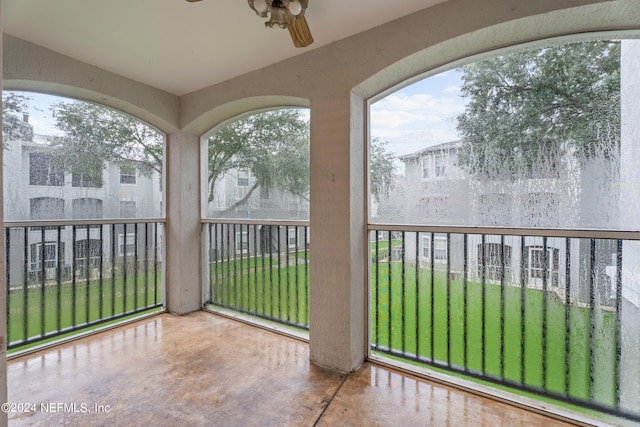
[3,132,162,288]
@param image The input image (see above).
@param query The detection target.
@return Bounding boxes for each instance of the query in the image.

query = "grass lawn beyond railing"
[8,272,163,349]
[207,253,310,330]
[371,262,619,413]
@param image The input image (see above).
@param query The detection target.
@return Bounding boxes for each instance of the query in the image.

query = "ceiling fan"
[185,0,313,48]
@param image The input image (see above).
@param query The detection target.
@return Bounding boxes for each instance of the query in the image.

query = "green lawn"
[208,254,310,328]
[371,262,618,408]
[8,272,162,348]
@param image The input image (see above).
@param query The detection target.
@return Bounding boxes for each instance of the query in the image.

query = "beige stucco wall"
[2,0,640,374]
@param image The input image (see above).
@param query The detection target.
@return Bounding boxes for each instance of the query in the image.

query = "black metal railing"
[369,225,640,422]
[5,219,164,350]
[203,220,310,331]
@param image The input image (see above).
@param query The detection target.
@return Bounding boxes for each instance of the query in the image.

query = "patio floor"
[7,311,582,426]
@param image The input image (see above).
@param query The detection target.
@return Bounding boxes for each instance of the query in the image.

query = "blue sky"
[10,90,66,136]
[370,68,466,158]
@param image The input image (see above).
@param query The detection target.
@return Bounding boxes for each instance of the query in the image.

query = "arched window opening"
[201,108,311,333]
[368,37,640,420]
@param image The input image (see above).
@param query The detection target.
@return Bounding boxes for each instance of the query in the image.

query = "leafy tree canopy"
[207,109,310,211]
[456,40,620,178]
[2,92,34,143]
[50,101,163,182]
[370,138,396,203]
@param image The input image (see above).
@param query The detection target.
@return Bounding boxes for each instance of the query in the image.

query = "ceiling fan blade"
[185,0,202,2]
[288,14,313,48]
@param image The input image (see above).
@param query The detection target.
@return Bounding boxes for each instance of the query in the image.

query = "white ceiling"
[3,0,446,96]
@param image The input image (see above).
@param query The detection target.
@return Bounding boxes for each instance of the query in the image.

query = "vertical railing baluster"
[99,225,104,319]
[213,223,218,304]
[388,231,392,350]
[277,226,282,320]
[154,223,159,306]
[480,234,486,374]
[254,225,259,315]
[262,225,267,316]
[415,232,419,359]
[542,236,548,391]
[123,223,129,314]
[236,224,242,311]
[304,226,309,326]
[72,225,77,327]
[57,226,62,332]
[589,238,596,402]
[22,227,28,344]
[401,231,406,355]
[520,236,526,385]
[463,234,468,371]
[614,239,622,408]
[269,227,274,318]
[430,232,435,362]
[226,224,231,307]
[500,234,506,379]
[446,233,451,367]
[285,225,290,322]
[564,237,572,397]
[373,231,379,348]
[5,229,11,345]
[293,226,299,324]
[144,222,149,308]
[134,223,139,312]
[85,225,90,324]
[111,224,116,317]
[40,226,46,337]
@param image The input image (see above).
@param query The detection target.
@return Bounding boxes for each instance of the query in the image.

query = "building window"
[235,231,249,254]
[421,157,430,180]
[74,239,102,269]
[525,245,560,288]
[288,228,297,248]
[72,198,103,220]
[434,153,446,177]
[237,170,249,187]
[478,243,512,282]
[120,201,136,219]
[30,197,65,220]
[29,241,64,271]
[120,165,136,184]
[421,233,447,262]
[29,152,64,186]
[72,171,102,188]
[118,233,136,256]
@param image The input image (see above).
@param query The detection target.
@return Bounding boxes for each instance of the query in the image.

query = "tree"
[369,138,396,203]
[50,101,163,183]
[2,92,34,143]
[456,40,620,178]
[206,109,310,212]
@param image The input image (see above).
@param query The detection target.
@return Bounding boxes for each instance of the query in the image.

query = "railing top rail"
[4,218,166,228]
[368,223,640,241]
[202,218,310,227]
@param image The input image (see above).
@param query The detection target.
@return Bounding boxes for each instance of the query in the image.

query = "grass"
[8,271,163,349]
[371,262,619,409]
[208,254,310,328]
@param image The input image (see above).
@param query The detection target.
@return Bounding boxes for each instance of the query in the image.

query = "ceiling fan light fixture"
[264,4,288,29]
[251,0,269,17]
[244,0,313,47]
[287,0,303,16]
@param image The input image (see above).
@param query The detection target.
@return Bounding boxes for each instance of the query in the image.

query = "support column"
[0,1,8,425]
[165,132,202,315]
[309,91,367,372]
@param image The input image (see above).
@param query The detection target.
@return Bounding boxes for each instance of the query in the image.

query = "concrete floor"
[7,312,578,426]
